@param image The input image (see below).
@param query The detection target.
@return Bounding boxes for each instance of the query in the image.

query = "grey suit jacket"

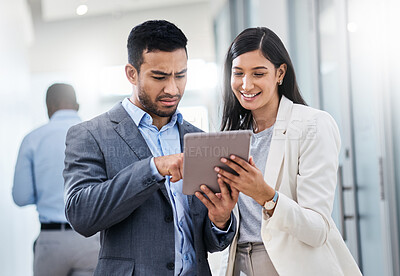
[63,103,236,276]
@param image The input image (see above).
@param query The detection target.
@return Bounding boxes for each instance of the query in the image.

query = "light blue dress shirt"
[12,110,81,223]
[122,98,197,275]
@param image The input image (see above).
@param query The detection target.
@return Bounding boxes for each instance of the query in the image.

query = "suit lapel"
[178,121,192,152]
[178,121,196,205]
[264,96,293,190]
[108,103,172,201]
[109,104,153,160]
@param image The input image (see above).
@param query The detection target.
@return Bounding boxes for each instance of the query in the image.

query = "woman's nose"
[241,75,254,91]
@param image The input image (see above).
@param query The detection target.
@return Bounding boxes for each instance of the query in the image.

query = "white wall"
[248,0,289,45]
[29,2,216,70]
[0,1,40,276]
[28,1,217,121]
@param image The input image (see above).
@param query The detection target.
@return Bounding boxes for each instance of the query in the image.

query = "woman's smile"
[240,91,262,100]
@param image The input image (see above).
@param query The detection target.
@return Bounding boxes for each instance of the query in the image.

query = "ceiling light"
[347,22,358,33]
[76,5,88,16]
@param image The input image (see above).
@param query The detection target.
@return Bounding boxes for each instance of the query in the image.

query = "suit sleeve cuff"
[211,214,233,234]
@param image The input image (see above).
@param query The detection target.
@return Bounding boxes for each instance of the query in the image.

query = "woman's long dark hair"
[221,27,306,131]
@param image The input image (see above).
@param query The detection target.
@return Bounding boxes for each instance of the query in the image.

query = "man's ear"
[125,64,138,85]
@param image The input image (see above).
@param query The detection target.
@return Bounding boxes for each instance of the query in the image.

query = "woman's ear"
[125,64,138,85]
[278,63,287,79]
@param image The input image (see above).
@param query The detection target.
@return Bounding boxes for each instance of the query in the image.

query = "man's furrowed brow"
[151,70,171,76]
[150,68,187,75]
[176,69,187,75]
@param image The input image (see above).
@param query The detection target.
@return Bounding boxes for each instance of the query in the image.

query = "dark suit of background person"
[63,20,237,276]
[12,83,100,276]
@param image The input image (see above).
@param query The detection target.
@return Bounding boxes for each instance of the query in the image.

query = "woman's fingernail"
[214,167,220,172]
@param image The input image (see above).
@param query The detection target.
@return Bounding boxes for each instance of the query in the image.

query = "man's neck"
[128,97,171,130]
[152,117,171,130]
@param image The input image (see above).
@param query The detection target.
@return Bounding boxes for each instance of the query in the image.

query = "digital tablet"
[182,130,252,195]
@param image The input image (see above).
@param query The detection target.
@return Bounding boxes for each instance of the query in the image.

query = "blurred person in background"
[217,27,362,276]
[63,20,237,276]
[13,83,100,276]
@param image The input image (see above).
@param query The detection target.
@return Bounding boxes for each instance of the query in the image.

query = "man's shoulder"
[71,103,125,132]
[21,120,55,143]
[181,120,203,134]
[75,113,109,129]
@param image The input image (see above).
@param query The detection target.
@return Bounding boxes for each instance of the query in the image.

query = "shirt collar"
[50,109,80,121]
[121,98,183,128]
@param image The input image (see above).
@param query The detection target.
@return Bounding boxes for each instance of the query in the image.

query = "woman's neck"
[251,97,279,133]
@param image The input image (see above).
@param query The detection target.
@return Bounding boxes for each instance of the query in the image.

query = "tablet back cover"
[182,130,251,195]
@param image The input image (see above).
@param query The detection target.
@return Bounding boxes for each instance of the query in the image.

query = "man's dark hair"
[46,83,79,118]
[127,20,188,73]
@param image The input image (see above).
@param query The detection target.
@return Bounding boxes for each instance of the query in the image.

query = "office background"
[1,0,399,275]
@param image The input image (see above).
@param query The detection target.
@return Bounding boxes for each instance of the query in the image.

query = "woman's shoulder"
[284,103,339,141]
[290,103,336,125]
[288,103,340,148]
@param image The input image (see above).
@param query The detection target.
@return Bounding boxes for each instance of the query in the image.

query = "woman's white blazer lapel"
[264,96,293,190]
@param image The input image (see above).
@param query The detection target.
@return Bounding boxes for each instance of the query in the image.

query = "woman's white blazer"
[220,96,362,276]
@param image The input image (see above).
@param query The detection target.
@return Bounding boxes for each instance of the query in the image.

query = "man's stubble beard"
[137,84,181,118]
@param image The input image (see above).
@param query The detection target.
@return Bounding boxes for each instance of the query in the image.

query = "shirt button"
[166,262,174,270]
[165,216,173,223]
[184,254,189,260]
[179,221,183,227]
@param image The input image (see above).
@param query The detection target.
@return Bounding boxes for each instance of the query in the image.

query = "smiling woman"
[221,28,306,133]
[218,27,361,276]
[230,50,285,131]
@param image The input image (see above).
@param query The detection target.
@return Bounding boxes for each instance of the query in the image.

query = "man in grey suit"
[63,20,238,275]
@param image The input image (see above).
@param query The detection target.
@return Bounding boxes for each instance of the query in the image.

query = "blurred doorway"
[288,0,400,275]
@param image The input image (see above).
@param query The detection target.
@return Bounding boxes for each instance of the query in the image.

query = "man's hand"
[154,153,184,182]
[195,179,239,230]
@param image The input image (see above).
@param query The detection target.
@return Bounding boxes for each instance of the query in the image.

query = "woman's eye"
[232,72,243,76]
[254,73,265,77]
[176,75,185,79]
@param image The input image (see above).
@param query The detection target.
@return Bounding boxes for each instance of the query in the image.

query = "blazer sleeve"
[63,123,164,237]
[203,215,237,253]
[265,111,341,247]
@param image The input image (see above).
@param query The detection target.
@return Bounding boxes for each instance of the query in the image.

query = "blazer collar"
[264,95,293,190]
[178,120,197,204]
[275,95,293,130]
[177,120,193,152]
[108,103,153,160]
